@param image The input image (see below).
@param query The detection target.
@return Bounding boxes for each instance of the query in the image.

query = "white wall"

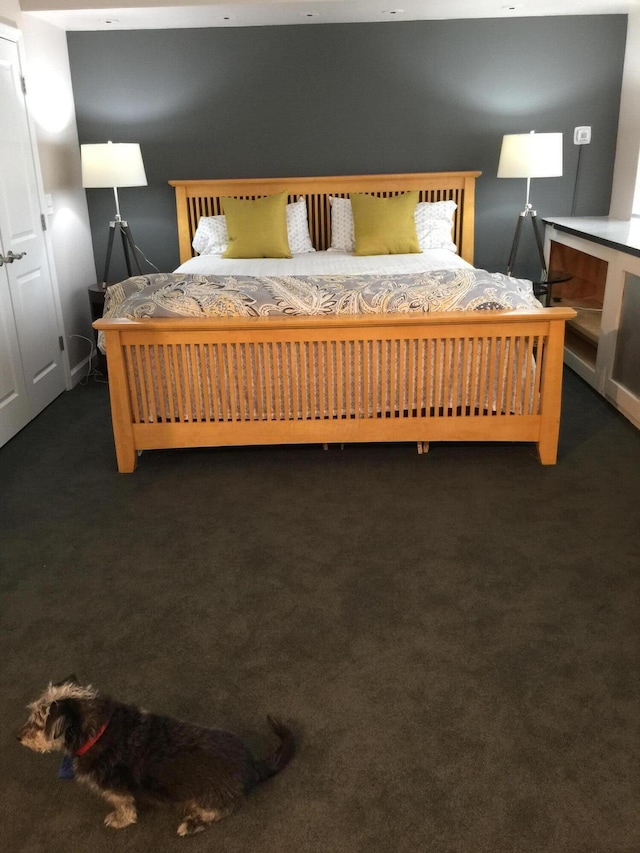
[0,0,97,381]
[610,7,640,218]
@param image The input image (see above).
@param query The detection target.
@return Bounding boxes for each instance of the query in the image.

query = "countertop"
[543,216,640,259]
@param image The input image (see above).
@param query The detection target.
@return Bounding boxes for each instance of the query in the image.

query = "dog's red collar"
[76,721,109,756]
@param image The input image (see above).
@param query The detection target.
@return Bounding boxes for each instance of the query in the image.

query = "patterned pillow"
[415,200,457,253]
[329,196,458,254]
[329,196,355,252]
[192,214,228,255]
[192,197,314,256]
[286,197,315,254]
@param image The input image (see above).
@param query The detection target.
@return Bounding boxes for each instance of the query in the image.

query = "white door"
[0,31,66,447]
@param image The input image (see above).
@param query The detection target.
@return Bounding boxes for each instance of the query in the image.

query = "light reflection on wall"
[478,86,566,114]
[48,200,96,281]
[27,61,74,134]
[50,203,80,232]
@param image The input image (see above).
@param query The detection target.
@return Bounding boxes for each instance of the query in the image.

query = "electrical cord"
[571,145,584,217]
[133,243,159,273]
[71,334,108,384]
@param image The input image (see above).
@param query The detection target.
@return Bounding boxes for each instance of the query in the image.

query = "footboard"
[94,308,575,472]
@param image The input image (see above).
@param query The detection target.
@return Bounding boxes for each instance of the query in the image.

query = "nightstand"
[88,283,107,373]
[88,283,107,323]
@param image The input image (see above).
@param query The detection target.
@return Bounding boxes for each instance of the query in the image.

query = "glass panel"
[549,241,606,367]
[612,273,640,396]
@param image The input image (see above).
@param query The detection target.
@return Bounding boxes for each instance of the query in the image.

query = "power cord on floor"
[71,334,108,384]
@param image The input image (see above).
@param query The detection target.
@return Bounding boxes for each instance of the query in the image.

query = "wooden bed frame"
[94,172,575,472]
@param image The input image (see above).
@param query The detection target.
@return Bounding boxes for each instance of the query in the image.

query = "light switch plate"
[574,126,591,145]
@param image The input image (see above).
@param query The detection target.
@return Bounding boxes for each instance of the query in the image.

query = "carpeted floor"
[2,368,639,852]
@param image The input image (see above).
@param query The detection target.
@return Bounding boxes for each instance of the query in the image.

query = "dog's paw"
[177,818,206,837]
[104,810,137,829]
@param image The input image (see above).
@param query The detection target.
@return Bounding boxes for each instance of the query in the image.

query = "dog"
[17,676,294,836]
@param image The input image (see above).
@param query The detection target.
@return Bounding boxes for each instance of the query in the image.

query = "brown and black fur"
[17,676,294,836]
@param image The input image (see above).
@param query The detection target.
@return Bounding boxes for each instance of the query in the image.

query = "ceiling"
[22,0,636,32]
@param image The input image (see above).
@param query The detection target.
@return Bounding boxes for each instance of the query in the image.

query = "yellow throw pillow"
[350,191,420,256]
[222,191,292,258]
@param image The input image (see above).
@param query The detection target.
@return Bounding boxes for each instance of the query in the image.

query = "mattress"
[173,248,474,277]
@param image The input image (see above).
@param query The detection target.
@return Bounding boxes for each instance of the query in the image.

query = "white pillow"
[286,197,315,255]
[329,196,355,252]
[192,214,228,255]
[415,200,457,253]
[329,196,458,254]
[192,197,315,256]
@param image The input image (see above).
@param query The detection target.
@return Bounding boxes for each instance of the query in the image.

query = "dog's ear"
[46,699,82,750]
[54,674,79,688]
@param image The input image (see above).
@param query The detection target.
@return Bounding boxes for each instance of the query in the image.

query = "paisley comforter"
[99,268,540,351]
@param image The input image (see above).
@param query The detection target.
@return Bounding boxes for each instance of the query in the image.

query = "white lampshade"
[81,141,147,188]
[497,131,563,179]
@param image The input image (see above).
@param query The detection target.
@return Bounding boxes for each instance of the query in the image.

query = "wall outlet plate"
[574,126,591,145]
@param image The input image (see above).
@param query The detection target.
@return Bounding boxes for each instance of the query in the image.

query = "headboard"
[169,171,481,266]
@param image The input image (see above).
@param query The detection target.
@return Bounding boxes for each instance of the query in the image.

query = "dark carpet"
[2,369,639,852]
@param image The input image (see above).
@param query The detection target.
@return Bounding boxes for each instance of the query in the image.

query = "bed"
[93,172,575,472]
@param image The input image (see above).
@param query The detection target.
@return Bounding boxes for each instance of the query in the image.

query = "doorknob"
[0,250,27,267]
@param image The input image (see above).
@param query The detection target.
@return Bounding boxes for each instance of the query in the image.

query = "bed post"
[460,174,476,265]
[101,329,138,473]
[536,316,568,465]
[173,184,192,265]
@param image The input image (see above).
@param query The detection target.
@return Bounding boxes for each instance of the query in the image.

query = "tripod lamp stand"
[81,141,148,286]
[497,131,563,279]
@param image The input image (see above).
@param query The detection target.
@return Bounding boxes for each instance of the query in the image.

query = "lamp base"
[506,206,547,281]
[102,219,143,286]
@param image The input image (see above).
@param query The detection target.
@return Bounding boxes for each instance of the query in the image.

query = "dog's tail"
[254,715,295,783]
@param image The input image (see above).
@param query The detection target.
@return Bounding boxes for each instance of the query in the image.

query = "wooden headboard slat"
[169,172,481,265]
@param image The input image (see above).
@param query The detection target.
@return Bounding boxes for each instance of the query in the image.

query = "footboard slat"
[496,336,508,416]
[95,310,575,471]
[371,340,379,420]
[514,335,527,415]
[447,337,457,417]
[160,346,173,422]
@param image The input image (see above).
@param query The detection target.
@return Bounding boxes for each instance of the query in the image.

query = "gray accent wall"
[67,16,627,283]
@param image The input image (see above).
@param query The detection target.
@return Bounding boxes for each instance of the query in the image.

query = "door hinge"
[21,76,27,95]
[58,336,65,351]
[41,213,47,231]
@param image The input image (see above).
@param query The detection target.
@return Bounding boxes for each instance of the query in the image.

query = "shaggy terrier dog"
[17,676,294,836]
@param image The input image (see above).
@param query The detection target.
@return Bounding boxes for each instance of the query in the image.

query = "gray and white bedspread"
[99,269,540,351]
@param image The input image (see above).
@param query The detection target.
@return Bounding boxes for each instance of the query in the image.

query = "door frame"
[0,20,71,390]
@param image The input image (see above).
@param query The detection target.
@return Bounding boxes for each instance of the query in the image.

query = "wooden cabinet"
[544,219,640,428]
